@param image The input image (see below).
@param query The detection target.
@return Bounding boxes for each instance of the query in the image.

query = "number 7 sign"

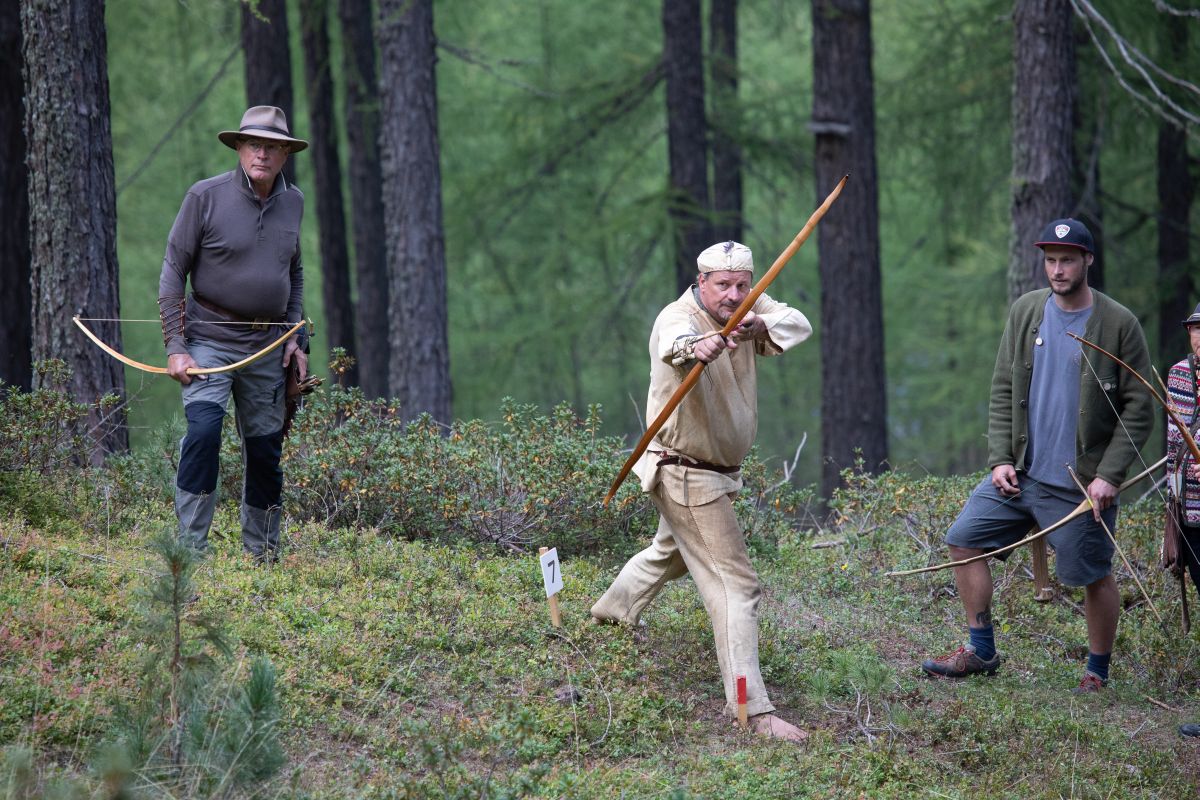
[539,547,563,597]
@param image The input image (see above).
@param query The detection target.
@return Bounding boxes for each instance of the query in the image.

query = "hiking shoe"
[1180,723,1200,738]
[921,644,1000,678]
[1070,672,1106,694]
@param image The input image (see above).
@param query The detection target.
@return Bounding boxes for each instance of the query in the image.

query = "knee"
[244,430,284,508]
[948,544,984,560]
[178,402,225,494]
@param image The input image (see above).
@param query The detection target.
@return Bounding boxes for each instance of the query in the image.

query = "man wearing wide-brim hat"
[157,105,309,563]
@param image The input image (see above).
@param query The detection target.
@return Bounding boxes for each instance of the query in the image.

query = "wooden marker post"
[538,547,563,628]
[736,675,748,727]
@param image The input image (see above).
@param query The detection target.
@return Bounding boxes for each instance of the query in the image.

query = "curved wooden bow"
[1067,331,1200,465]
[603,175,849,506]
[886,456,1166,578]
[72,315,308,376]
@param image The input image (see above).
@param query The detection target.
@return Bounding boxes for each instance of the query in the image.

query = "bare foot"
[747,713,808,743]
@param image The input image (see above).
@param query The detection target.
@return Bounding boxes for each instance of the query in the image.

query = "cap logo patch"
[1055,224,1070,239]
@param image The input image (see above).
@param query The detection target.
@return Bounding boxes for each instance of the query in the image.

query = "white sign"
[539,547,563,598]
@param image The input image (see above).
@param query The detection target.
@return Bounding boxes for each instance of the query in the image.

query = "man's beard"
[1050,275,1085,296]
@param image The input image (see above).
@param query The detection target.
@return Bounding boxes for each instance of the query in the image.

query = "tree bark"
[0,0,30,391]
[338,0,390,398]
[1157,22,1192,371]
[300,0,358,386]
[811,0,888,499]
[663,0,713,293]
[242,0,297,185]
[1008,0,1076,300]
[22,0,127,459]
[709,0,743,244]
[378,0,451,422]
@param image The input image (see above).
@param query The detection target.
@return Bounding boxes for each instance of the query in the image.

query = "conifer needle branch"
[116,42,240,197]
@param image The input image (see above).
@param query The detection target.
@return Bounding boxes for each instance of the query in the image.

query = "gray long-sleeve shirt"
[158,167,304,355]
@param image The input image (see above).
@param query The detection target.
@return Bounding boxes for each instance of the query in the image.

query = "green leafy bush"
[277,390,652,552]
[0,361,91,474]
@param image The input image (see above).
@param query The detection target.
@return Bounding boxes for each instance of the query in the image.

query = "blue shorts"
[945,474,1117,587]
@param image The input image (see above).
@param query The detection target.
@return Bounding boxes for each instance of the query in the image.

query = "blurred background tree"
[7,0,1195,488]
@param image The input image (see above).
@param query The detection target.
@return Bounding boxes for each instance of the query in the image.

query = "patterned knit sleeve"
[1166,359,1194,477]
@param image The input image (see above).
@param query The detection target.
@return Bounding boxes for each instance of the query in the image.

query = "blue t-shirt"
[1026,295,1093,489]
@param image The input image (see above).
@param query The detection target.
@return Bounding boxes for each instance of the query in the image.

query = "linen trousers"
[591,483,774,718]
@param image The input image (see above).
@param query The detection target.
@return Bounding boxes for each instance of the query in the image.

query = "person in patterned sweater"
[1169,304,1200,738]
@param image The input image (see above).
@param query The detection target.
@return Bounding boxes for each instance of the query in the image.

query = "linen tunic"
[633,288,812,505]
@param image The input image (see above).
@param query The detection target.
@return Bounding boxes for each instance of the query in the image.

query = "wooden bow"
[886,456,1166,578]
[1067,332,1200,465]
[72,315,308,376]
[602,175,849,506]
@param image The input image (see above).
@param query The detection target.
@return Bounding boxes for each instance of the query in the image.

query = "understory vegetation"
[3,379,1200,798]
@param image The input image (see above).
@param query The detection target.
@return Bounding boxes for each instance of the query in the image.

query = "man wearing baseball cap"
[922,217,1153,694]
[157,106,310,563]
[591,241,813,742]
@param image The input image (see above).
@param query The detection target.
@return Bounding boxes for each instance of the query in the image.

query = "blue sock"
[1086,652,1111,682]
[968,625,995,661]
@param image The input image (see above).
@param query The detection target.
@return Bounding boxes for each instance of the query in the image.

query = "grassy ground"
[3,470,1200,798]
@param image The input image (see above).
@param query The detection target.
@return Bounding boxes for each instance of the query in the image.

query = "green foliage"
[4,429,1200,796]
[277,392,652,552]
[0,361,91,473]
[0,362,92,528]
[99,530,284,796]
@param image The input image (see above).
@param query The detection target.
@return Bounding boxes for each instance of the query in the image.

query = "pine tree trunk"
[811,0,888,499]
[1157,21,1192,370]
[301,0,358,386]
[338,0,390,398]
[22,0,127,459]
[242,0,297,185]
[378,0,451,422]
[663,0,713,293]
[1008,0,1076,301]
[0,0,30,391]
[709,0,743,244]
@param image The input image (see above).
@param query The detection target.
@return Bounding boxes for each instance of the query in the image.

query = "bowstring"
[1076,338,1200,569]
[75,317,300,327]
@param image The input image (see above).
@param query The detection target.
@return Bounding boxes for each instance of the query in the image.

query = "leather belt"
[192,294,282,331]
[655,453,741,474]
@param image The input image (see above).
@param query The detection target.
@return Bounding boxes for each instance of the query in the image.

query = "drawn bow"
[603,175,849,506]
[73,315,309,377]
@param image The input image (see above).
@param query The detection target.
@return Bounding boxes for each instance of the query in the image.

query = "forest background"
[11,0,1196,491]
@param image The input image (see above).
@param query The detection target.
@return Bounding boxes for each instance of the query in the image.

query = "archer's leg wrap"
[175,401,226,550]
[176,487,218,552]
[178,401,225,494]
[241,429,284,558]
[241,503,282,561]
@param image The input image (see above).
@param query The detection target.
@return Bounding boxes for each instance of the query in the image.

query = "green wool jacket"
[987,288,1154,487]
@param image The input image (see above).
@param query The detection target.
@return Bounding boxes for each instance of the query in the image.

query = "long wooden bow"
[73,315,308,376]
[886,456,1166,578]
[602,176,849,506]
[1067,331,1200,465]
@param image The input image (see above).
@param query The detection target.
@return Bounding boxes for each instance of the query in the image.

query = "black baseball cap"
[1034,218,1095,254]
[1184,302,1200,327]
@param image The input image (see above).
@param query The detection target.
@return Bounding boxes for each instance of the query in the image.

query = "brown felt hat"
[218,106,308,152]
